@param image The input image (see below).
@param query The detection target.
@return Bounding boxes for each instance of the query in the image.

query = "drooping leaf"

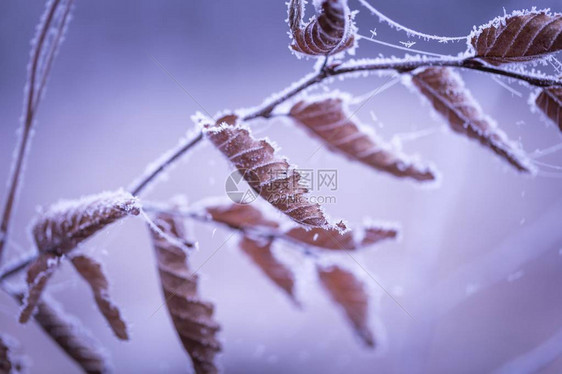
[535,86,562,131]
[317,265,375,347]
[19,253,59,323]
[239,236,299,304]
[412,67,535,173]
[289,0,356,56]
[0,334,23,373]
[71,255,129,340]
[205,203,279,230]
[19,191,140,323]
[470,10,562,65]
[286,223,397,250]
[149,213,221,374]
[32,189,141,255]
[200,114,336,229]
[202,202,397,250]
[289,96,437,181]
[33,296,112,374]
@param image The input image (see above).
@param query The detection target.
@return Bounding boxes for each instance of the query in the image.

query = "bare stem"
[243,56,562,121]
[0,0,67,264]
[0,253,36,281]
[243,70,328,121]
[333,57,562,87]
[129,131,204,196]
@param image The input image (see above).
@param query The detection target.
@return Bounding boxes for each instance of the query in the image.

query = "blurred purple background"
[1,0,562,373]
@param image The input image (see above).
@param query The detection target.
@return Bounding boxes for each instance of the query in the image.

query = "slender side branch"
[333,57,562,87]
[243,70,329,121]
[243,56,562,122]
[0,253,37,281]
[0,0,72,263]
[129,131,203,196]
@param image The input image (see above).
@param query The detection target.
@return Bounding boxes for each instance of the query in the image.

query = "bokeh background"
[1,0,562,373]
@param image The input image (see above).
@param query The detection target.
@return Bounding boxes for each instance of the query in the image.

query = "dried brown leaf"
[205,203,279,230]
[33,296,111,374]
[0,336,12,374]
[32,189,141,255]
[290,96,437,181]
[471,10,562,65]
[239,236,298,304]
[286,223,397,250]
[289,0,356,56]
[19,253,59,323]
[0,335,23,374]
[71,255,129,340]
[287,0,304,34]
[150,213,221,374]
[412,67,535,173]
[535,86,562,131]
[203,202,397,250]
[317,265,375,347]
[201,114,334,229]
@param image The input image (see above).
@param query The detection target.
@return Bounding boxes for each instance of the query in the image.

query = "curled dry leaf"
[535,86,562,131]
[317,265,375,347]
[239,236,298,304]
[470,10,562,65]
[290,96,437,181]
[287,0,304,34]
[201,114,334,229]
[32,189,141,255]
[71,255,129,340]
[289,0,355,56]
[149,213,221,374]
[34,296,111,374]
[286,223,397,250]
[412,67,535,173]
[19,253,59,323]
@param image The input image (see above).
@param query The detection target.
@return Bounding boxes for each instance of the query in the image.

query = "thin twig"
[244,56,561,121]
[0,0,71,263]
[333,57,562,87]
[0,253,37,281]
[243,69,329,121]
[129,131,204,196]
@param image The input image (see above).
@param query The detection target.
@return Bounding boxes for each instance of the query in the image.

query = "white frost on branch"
[356,0,468,42]
[357,35,452,58]
[127,127,201,195]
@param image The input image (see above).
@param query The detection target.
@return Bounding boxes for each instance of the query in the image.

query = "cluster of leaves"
[1,0,562,373]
